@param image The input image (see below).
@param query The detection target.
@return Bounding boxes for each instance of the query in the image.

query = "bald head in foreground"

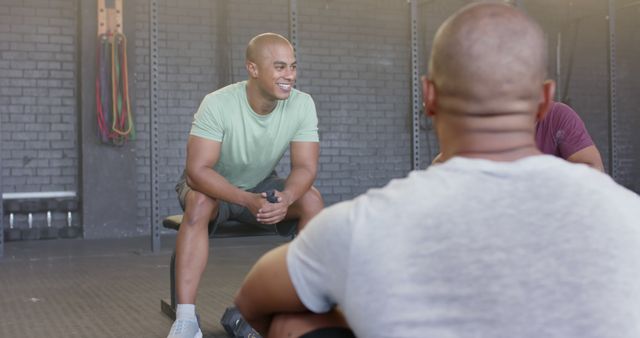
[425,1,552,162]
[235,3,640,338]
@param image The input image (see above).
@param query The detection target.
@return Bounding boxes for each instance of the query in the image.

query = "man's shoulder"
[548,101,581,122]
[354,170,434,208]
[285,88,314,105]
[203,81,245,103]
[542,157,640,204]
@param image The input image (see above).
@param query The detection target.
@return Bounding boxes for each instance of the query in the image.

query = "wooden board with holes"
[97,0,123,37]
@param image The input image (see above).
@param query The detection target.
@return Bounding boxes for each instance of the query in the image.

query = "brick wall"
[0,0,78,228]
[227,0,289,83]
[295,0,412,204]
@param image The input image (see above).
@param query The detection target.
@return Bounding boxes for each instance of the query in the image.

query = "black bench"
[160,215,297,320]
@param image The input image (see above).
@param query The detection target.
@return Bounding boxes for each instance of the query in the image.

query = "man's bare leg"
[167,191,219,337]
[176,190,219,304]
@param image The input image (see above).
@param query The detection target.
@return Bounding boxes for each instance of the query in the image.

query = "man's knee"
[298,186,324,214]
[289,187,323,230]
[183,191,219,228]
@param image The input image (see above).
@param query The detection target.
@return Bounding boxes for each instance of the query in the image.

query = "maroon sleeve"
[551,103,595,159]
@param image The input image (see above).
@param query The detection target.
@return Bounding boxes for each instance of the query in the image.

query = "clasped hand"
[250,191,290,225]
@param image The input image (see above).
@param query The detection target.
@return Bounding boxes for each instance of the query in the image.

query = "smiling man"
[167,33,323,338]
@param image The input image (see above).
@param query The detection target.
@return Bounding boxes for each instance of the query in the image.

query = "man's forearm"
[283,142,320,205]
[282,166,316,205]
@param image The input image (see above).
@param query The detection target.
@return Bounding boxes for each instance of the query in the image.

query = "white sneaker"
[167,318,203,338]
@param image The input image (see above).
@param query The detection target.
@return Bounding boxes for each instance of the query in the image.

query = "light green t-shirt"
[190,81,319,190]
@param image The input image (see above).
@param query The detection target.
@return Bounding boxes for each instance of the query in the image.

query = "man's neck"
[435,109,542,162]
[439,132,541,163]
[246,81,277,115]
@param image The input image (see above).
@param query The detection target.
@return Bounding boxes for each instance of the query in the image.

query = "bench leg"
[160,250,177,320]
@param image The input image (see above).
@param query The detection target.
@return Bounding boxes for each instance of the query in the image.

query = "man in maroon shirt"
[535,101,604,171]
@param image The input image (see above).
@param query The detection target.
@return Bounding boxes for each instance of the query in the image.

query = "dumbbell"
[3,200,22,241]
[20,200,42,241]
[220,306,262,338]
[58,199,81,239]
[39,199,58,240]
[266,190,278,203]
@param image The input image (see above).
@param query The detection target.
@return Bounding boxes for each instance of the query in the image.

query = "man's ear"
[422,76,437,117]
[246,61,258,78]
[536,80,556,121]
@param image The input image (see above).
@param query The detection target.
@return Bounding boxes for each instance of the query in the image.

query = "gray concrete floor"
[0,234,288,338]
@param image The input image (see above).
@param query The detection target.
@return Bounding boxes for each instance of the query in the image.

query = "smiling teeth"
[277,83,291,89]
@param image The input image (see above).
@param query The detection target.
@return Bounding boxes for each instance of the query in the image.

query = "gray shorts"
[175,171,286,233]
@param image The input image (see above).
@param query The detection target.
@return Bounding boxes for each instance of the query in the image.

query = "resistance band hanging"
[96,0,135,146]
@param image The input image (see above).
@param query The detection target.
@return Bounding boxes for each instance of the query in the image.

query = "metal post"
[556,32,562,102]
[607,0,618,178]
[0,110,3,258]
[150,0,161,252]
[289,0,298,62]
[410,0,420,170]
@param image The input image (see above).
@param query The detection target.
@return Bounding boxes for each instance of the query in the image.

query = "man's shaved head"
[428,2,548,115]
[425,2,555,162]
[244,32,297,112]
[246,33,293,63]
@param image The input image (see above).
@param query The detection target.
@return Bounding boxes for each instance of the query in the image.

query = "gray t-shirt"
[288,155,640,338]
